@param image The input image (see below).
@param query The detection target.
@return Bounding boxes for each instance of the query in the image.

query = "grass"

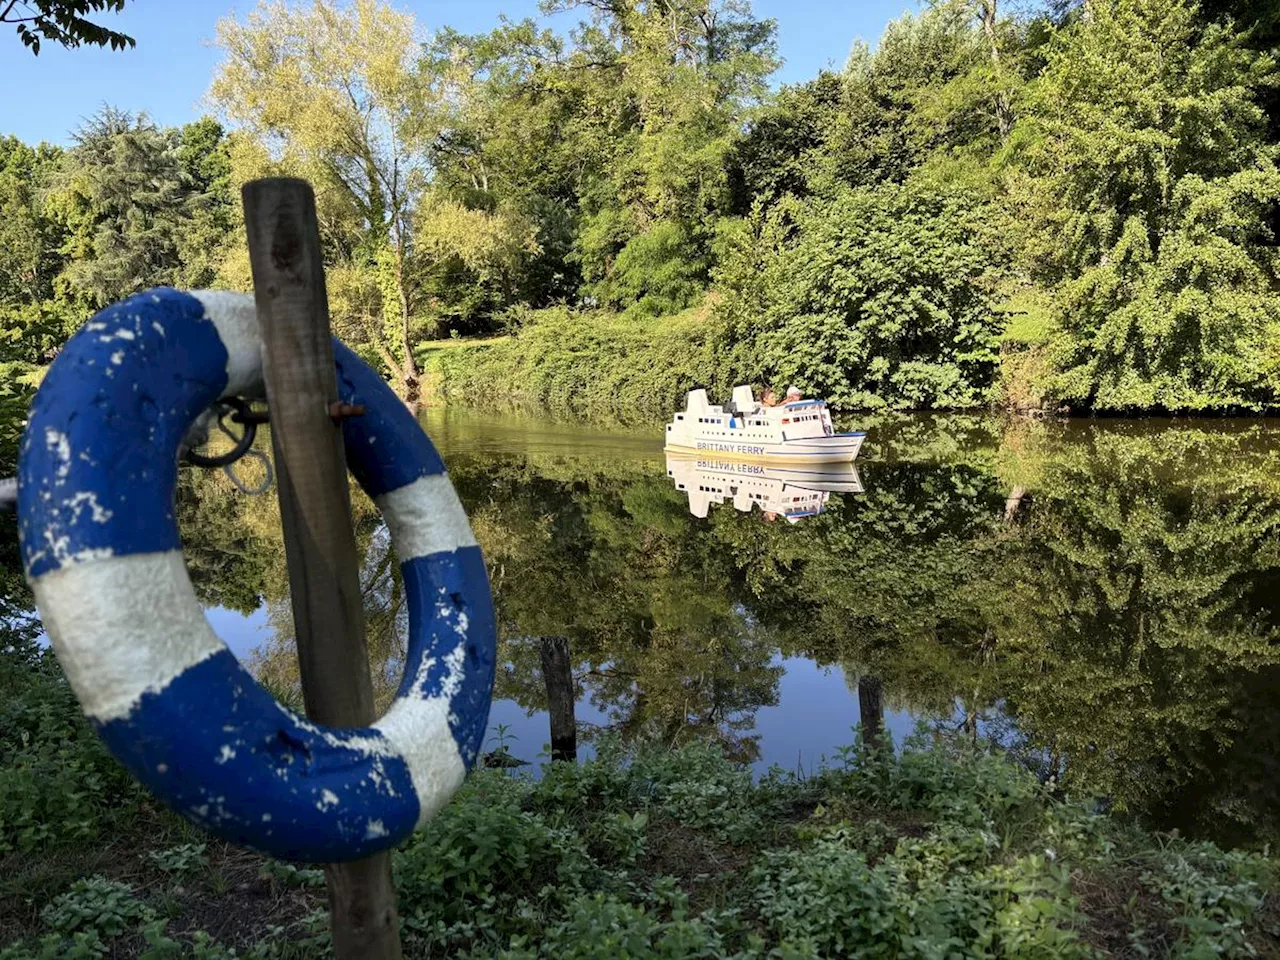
[418,334,510,353]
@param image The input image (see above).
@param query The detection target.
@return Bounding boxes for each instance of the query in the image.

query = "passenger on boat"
[760,388,779,408]
[786,386,803,402]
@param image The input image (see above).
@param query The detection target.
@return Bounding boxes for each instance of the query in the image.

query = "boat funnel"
[685,389,711,414]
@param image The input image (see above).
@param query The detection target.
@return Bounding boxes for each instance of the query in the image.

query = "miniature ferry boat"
[666,453,863,522]
[664,386,865,463]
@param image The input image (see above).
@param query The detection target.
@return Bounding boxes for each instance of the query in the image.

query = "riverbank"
[2,638,1277,958]
[420,304,754,426]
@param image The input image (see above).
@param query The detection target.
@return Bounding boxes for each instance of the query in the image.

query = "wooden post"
[538,636,577,762]
[242,178,403,960]
[858,674,884,751]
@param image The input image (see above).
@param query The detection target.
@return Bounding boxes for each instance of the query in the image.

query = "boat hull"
[663,433,865,464]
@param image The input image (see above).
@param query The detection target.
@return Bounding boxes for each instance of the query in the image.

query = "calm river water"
[165,409,1280,844]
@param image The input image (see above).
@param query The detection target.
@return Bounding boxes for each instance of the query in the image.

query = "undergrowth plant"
[1,673,1276,958]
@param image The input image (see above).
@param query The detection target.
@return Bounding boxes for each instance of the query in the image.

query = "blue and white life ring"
[17,288,496,862]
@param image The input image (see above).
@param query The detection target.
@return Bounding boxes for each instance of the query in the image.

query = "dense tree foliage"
[0,112,234,479]
[2,0,1277,413]
[719,181,1004,408]
[1011,0,1280,410]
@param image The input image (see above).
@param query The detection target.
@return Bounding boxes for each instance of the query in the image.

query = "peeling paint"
[64,491,113,524]
[44,428,70,480]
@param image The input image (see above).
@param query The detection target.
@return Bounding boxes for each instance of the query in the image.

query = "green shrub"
[147,843,208,878]
[41,876,154,944]
[835,729,1044,836]
[394,772,600,953]
[0,932,109,960]
[0,638,139,852]
[422,303,740,425]
[134,921,322,960]
[529,738,765,843]
[1138,841,1276,958]
[256,860,324,889]
[513,892,733,959]
[753,828,1089,959]
[715,181,1004,411]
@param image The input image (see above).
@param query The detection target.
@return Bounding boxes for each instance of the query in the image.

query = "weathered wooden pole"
[538,636,577,762]
[858,674,884,751]
[242,177,403,960]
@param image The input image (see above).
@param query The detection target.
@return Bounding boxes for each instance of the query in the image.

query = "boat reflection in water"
[666,453,863,522]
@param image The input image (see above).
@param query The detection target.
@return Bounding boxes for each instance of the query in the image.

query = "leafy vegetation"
[3,0,1279,421]
[423,303,737,424]
[4,411,1280,954]
[2,1,135,56]
[4,0,1280,954]
[2,655,1278,960]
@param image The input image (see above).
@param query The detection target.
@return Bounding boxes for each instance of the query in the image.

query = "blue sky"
[1,0,917,146]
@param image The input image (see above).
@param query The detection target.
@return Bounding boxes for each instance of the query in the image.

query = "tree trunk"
[539,636,577,762]
[390,225,420,406]
[979,0,1013,138]
[1004,485,1027,524]
[858,675,885,750]
[397,300,419,406]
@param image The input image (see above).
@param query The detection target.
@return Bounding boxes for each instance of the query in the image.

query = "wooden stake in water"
[539,636,577,762]
[241,177,403,960]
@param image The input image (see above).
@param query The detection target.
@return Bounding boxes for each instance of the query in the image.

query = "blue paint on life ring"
[16,288,496,862]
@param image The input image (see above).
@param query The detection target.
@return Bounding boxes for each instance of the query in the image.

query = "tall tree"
[213,0,543,397]
[1010,0,1280,411]
[0,137,67,477]
[534,0,779,314]
[213,0,429,399]
[55,109,201,309]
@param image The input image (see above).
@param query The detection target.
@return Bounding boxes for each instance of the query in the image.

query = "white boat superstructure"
[664,385,865,464]
[666,453,864,522]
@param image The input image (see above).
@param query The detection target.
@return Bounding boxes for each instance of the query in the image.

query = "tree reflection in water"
[6,413,1276,843]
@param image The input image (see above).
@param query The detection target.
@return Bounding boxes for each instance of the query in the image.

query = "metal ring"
[184,397,257,469]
